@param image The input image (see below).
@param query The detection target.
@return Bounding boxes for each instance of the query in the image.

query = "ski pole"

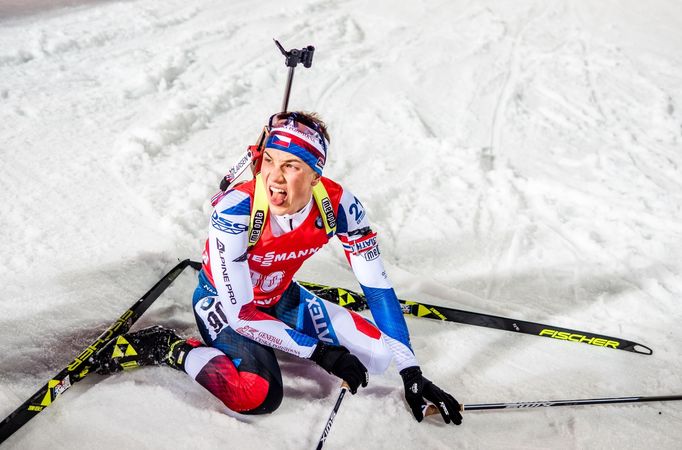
[462,394,682,411]
[315,382,350,450]
[422,393,682,416]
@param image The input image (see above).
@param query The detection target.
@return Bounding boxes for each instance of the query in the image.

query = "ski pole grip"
[424,403,439,417]
[424,402,465,417]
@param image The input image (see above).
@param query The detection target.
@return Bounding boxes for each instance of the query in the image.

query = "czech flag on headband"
[271,134,291,148]
[265,127,327,175]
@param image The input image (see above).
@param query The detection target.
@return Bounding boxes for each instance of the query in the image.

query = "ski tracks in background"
[461,0,682,324]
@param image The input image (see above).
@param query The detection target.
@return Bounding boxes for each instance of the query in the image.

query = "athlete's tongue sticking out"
[270,186,287,207]
[262,117,328,215]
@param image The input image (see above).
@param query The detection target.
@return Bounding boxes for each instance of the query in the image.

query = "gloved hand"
[400,366,462,425]
[310,342,369,394]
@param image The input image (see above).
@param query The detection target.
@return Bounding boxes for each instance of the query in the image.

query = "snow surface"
[1,0,682,448]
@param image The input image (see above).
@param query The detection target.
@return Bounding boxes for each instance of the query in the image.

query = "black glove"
[400,366,462,425]
[310,342,369,394]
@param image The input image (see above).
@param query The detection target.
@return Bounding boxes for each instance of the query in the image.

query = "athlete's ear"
[311,173,321,186]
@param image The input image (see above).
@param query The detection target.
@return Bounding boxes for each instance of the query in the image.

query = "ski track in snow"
[1,0,682,449]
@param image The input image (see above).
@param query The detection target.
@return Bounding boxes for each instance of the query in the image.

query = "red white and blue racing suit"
[185,177,418,414]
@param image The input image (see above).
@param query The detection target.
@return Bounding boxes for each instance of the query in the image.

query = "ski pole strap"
[248,173,269,248]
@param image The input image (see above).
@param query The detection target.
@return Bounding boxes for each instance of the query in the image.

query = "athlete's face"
[261,148,320,215]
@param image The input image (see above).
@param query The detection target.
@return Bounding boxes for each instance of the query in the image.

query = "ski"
[0,259,201,445]
[297,282,653,356]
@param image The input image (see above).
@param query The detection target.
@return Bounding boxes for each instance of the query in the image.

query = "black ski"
[297,282,653,356]
[0,259,201,445]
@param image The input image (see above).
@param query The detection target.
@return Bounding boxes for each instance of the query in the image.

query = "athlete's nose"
[271,165,286,184]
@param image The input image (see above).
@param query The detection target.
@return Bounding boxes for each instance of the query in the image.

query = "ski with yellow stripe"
[0,259,201,445]
[297,281,653,356]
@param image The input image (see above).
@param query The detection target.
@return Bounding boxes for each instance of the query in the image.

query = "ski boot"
[92,325,200,375]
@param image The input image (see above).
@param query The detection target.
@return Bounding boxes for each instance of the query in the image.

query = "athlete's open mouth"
[269,186,287,206]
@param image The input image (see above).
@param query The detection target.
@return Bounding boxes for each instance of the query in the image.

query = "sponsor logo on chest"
[249,246,322,267]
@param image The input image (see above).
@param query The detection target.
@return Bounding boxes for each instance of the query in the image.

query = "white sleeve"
[336,188,419,370]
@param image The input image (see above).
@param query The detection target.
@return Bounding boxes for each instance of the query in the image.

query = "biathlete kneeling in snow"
[95,111,462,425]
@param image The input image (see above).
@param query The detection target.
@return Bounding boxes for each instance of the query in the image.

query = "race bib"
[194,296,229,340]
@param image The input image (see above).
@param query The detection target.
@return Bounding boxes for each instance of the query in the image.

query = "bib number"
[195,296,229,340]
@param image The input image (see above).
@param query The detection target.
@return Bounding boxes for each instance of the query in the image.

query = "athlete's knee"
[241,374,283,415]
[213,370,282,414]
[210,368,281,413]
[367,338,392,374]
[343,311,393,374]
[189,351,282,414]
